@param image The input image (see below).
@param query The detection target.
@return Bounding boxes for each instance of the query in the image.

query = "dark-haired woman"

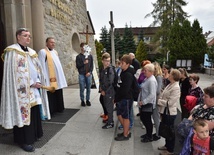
[178,68,191,119]
[162,64,171,90]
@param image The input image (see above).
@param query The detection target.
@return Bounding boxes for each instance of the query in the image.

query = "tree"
[191,19,207,67]
[146,0,189,26]
[168,19,192,66]
[145,0,189,55]
[114,31,123,58]
[135,40,147,63]
[99,26,111,52]
[95,39,104,69]
[180,20,193,59]
[167,19,182,65]
[121,24,136,55]
[106,29,112,53]
[168,19,207,68]
[138,28,144,44]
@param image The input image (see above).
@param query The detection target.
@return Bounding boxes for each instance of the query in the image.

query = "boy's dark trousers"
[103,94,114,124]
[99,94,108,115]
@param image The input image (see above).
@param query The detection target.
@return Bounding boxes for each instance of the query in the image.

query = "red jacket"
[184,95,197,112]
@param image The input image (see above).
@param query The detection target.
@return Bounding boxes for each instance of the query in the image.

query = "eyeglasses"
[20,34,31,39]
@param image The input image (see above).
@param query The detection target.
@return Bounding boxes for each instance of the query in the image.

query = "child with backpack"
[99,53,116,129]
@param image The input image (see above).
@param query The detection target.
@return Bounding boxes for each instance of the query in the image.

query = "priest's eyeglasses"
[21,34,31,39]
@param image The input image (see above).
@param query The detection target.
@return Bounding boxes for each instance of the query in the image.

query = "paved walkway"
[0,73,213,155]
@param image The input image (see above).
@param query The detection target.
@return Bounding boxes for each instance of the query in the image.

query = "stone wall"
[1,0,97,85]
[42,0,97,85]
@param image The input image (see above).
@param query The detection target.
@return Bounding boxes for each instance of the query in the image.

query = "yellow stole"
[45,48,58,89]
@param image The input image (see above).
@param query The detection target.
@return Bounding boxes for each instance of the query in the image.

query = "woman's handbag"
[139,91,153,112]
[159,122,175,140]
[158,101,175,140]
[141,103,153,112]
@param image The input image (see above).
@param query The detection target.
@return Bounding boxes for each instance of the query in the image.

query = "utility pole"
[109,11,115,66]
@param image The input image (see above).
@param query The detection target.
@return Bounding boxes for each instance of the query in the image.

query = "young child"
[192,118,214,155]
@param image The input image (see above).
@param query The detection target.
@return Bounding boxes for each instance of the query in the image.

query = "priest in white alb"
[38,37,67,116]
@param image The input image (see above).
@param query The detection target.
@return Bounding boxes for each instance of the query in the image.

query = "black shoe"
[152,133,161,141]
[102,123,114,129]
[141,136,153,143]
[136,113,140,116]
[20,144,35,152]
[117,132,131,138]
[36,138,42,141]
[115,135,129,141]
[81,101,86,107]
[86,100,91,106]
[140,134,147,139]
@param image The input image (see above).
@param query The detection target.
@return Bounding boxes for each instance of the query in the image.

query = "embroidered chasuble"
[45,48,58,89]
[0,44,50,129]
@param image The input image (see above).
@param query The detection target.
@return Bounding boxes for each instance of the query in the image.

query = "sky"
[86,0,214,40]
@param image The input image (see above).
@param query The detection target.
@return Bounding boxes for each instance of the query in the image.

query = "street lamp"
[101,48,106,53]
[166,51,170,64]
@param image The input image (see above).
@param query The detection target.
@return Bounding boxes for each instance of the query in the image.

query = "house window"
[144,37,150,42]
